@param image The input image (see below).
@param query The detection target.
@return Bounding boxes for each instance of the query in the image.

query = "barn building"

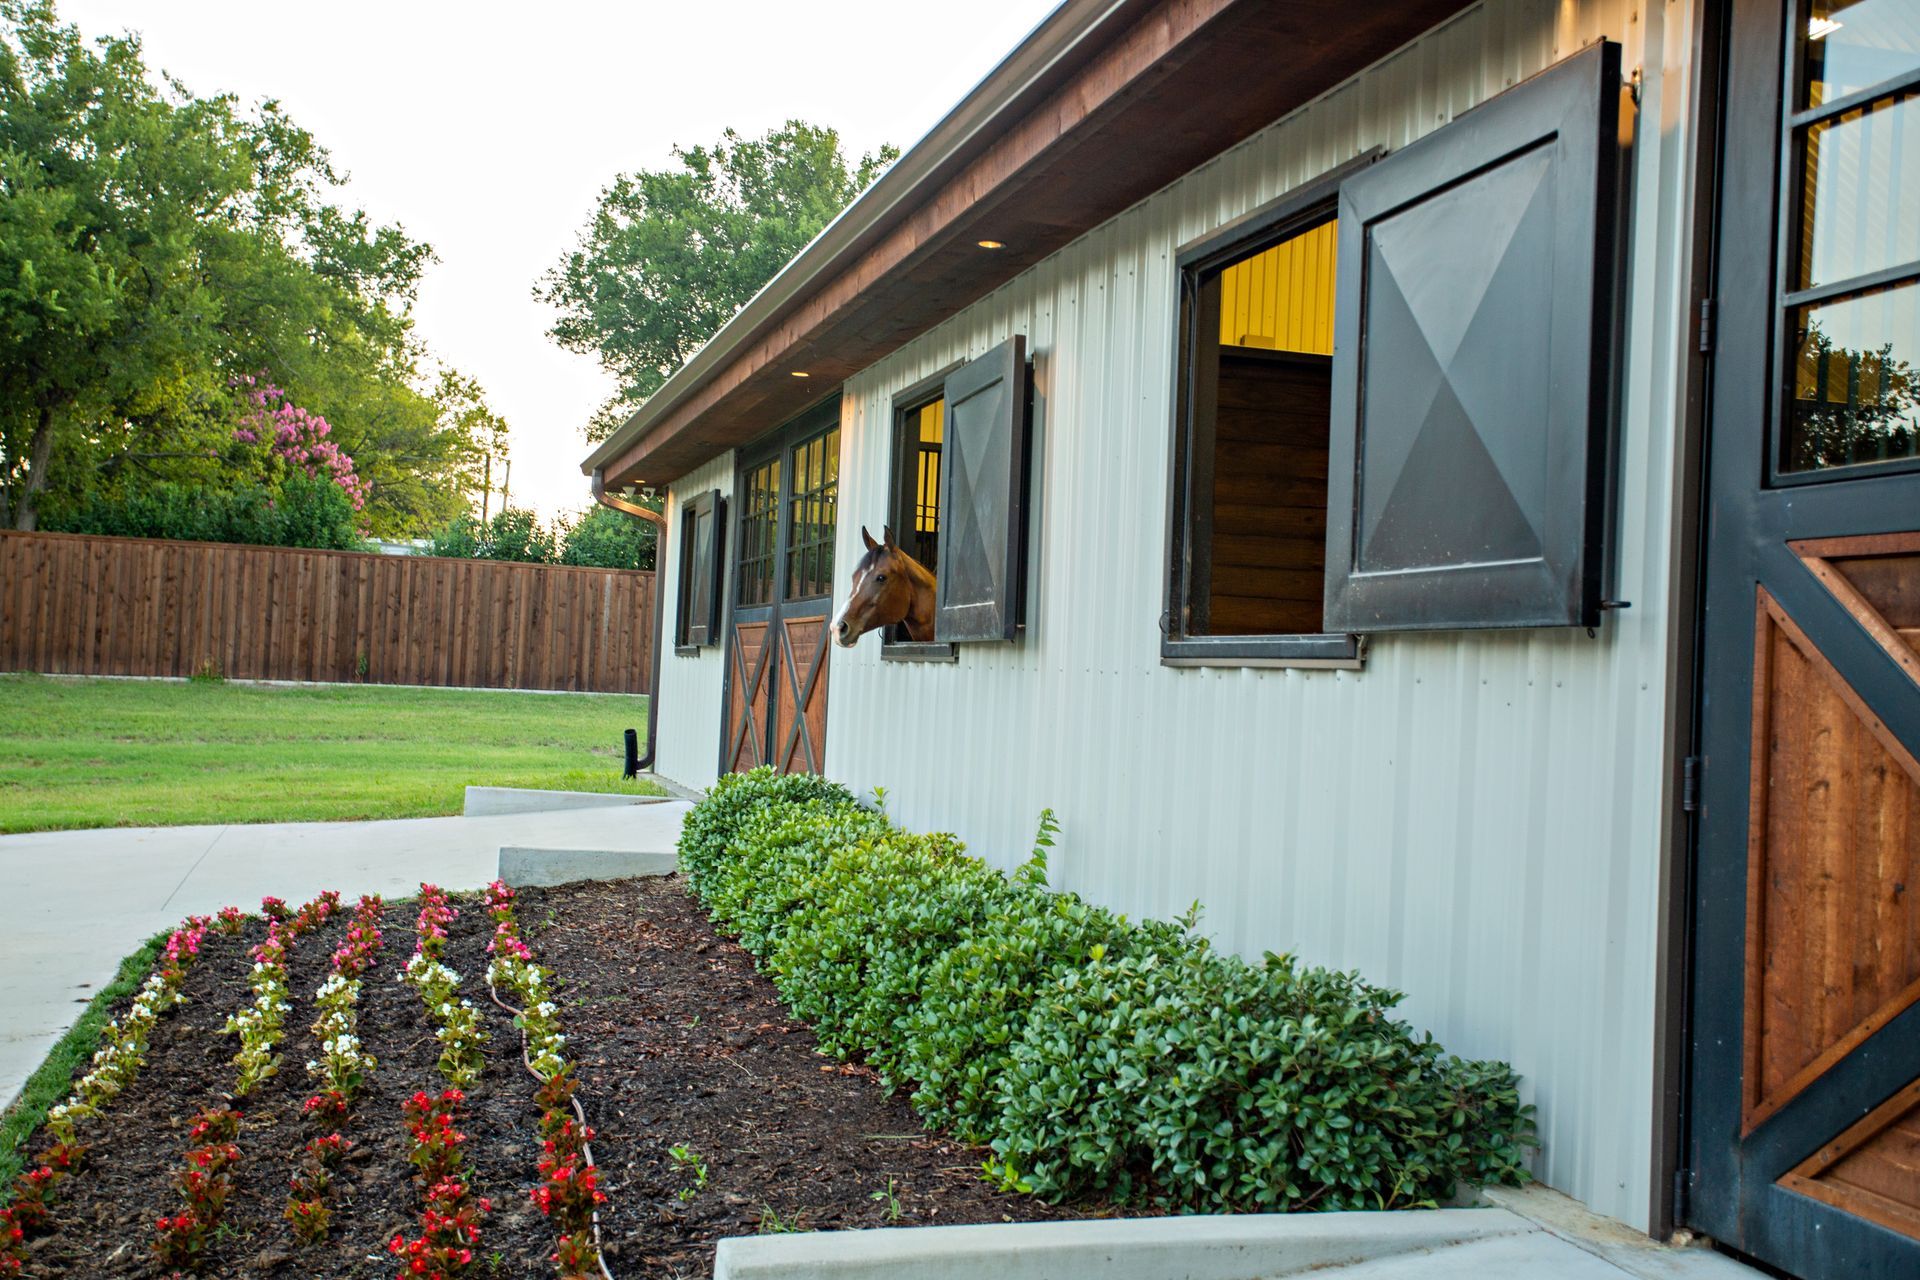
[581,2,1920,1275]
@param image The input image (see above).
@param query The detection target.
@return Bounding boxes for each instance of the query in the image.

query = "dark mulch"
[519,876,1097,1279]
[21,876,1093,1279]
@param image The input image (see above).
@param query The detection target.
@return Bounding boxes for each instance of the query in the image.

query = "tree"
[538,121,897,441]
[1789,324,1919,470]
[560,497,659,570]
[0,1,491,536]
[0,1,240,527]
[427,508,556,564]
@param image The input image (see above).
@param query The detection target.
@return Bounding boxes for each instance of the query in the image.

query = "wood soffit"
[605,0,1475,487]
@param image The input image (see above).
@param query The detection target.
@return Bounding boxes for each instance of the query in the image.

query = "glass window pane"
[1784,279,1920,470]
[1799,91,1920,289]
[821,489,836,585]
[1806,0,1920,107]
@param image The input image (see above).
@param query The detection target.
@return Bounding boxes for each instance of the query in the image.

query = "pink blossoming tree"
[231,376,372,512]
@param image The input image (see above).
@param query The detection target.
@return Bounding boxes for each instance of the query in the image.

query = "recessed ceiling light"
[791,370,810,378]
[977,239,1005,250]
[1808,15,1842,39]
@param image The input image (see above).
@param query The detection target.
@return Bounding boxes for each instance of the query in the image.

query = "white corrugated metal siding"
[818,0,1703,1231]
[654,450,736,789]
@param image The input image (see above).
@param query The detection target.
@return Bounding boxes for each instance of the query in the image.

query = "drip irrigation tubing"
[486,981,618,1280]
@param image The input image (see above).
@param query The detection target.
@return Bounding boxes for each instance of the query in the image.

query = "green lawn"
[0,675,660,833]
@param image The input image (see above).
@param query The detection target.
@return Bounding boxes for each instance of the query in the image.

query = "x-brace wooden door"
[1686,3,1920,1275]
[722,401,839,775]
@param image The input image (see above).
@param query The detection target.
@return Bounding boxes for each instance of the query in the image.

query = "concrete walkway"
[713,1191,1760,1280]
[714,1189,1760,1280]
[0,799,690,1110]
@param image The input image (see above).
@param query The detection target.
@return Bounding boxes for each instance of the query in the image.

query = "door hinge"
[1681,755,1703,812]
[1672,1166,1692,1223]
[1696,298,1715,355]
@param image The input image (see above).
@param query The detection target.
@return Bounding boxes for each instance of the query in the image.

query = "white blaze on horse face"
[832,561,869,646]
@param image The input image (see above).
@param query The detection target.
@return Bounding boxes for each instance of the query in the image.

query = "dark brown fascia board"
[592,0,1474,487]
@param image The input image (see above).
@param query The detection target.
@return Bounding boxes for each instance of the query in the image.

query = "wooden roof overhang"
[582,0,1475,489]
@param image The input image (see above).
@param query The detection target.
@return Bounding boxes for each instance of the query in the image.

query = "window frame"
[882,362,964,663]
[674,488,723,654]
[1767,1,1920,487]
[781,421,840,603]
[1161,154,1377,669]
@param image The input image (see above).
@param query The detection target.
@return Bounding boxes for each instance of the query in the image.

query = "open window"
[883,364,961,660]
[674,489,724,652]
[1164,160,1370,666]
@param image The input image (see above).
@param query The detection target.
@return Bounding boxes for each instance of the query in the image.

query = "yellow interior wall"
[915,400,943,532]
[1218,219,1338,355]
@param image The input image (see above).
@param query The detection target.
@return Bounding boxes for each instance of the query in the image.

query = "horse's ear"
[861,526,880,553]
[882,525,897,550]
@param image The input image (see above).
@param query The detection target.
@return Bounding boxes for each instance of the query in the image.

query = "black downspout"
[593,467,666,774]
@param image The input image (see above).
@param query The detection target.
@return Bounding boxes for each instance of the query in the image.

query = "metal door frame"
[718,397,841,775]
[1683,1,1920,1272]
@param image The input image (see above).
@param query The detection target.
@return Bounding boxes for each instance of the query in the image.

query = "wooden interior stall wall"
[0,531,655,693]
[1206,350,1332,635]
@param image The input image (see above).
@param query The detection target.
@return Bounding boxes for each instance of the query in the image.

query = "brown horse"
[833,526,937,646]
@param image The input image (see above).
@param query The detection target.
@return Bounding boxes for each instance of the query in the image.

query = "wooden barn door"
[1687,4,1920,1276]
[722,404,838,775]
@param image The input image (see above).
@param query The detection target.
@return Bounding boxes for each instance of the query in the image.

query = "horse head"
[833,525,936,646]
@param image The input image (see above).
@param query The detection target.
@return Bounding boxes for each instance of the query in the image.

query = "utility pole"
[480,454,492,522]
[501,457,511,513]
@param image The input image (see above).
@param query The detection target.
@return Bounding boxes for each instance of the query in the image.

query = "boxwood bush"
[676,768,1535,1212]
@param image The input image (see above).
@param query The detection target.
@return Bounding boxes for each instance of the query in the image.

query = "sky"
[59,0,1062,523]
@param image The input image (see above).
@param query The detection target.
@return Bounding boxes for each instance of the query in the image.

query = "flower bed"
[7,890,589,1277]
[2,912,213,1274]
[6,858,1151,1279]
[288,893,387,1243]
[401,885,488,1089]
[678,769,1537,1213]
[483,880,609,1279]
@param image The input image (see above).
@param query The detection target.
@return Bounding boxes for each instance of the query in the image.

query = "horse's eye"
[874,573,887,583]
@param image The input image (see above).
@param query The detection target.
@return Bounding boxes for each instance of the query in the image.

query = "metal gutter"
[578,0,1135,479]
[590,467,665,527]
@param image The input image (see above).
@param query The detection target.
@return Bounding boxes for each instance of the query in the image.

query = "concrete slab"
[712,1209,1534,1280]
[462,786,673,817]
[711,1207,1765,1280]
[0,800,690,1110]
[497,845,678,887]
[1478,1185,1757,1279]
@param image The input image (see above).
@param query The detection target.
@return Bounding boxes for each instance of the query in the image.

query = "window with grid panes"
[784,427,838,599]
[736,456,780,607]
[1780,0,1920,475]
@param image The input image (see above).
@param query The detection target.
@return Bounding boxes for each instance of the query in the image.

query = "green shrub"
[770,826,1008,1075]
[41,472,364,550]
[677,768,1535,1214]
[559,501,658,570]
[676,768,858,898]
[426,508,557,562]
[902,880,1183,1142]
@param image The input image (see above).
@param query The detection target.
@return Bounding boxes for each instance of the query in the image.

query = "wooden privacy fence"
[0,531,655,693]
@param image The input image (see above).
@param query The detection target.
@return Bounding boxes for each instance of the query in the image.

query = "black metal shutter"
[1323,40,1622,632]
[935,336,1030,642]
[683,490,723,647]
